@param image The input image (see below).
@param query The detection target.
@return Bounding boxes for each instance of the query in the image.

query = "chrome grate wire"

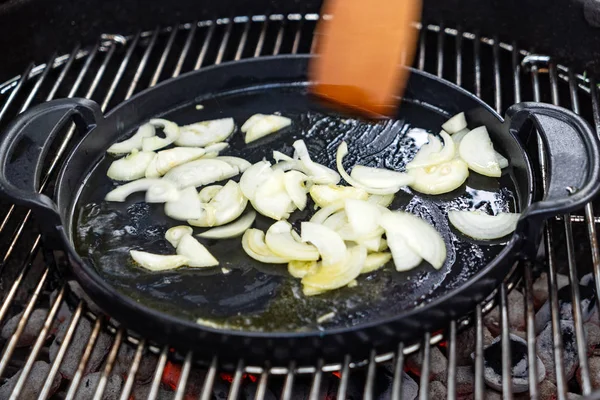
[0,14,598,399]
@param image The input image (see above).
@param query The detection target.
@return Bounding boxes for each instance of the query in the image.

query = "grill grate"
[0,14,599,400]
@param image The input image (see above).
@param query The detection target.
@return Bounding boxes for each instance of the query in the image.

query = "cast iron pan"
[0,55,598,365]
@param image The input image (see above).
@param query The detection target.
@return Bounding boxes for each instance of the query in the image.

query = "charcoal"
[49,318,113,379]
[483,290,526,336]
[0,361,61,400]
[532,272,569,309]
[1,308,48,347]
[129,381,172,400]
[484,389,503,400]
[455,366,474,395]
[399,372,419,400]
[477,333,545,393]
[72,372,122,400]
[113,345,157,384]
[243,382,277,400]
[455,326,494,366]
[537,319,578,384]
[567,393,583,399]
[377,365,417,400]
[535,284,597,333]
[577,356,600,390]
[585,322,600,351]
[406,346,447,383]
[428,381,447,400]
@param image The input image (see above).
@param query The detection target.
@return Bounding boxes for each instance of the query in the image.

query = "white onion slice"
[203,142,229,156]
[145,147,206,178]
[142,119,180,151]
[448,210,520,239]
[198,185,222,203]
[216,156,252,172]
[350,165,414,188]
[293,140,341,185]
[197,211,256,239]
[252,170,293,220]
[288,260,318,278]
[360,252,392,274]
[107,124,156,155]
[301,222,347,266]
[107,150,156,181]
[310,201,345,224]
[242,114,292,143]
[188,180,248,227]
[174,118,235,147]
[336,142,400,195]
[406,132,455,170]
[283,170,308,211]
[496,152,509,169]
[242,229,289,264]
[106,178,172,202]
[130,250,188,271]
[367,194,395,207]
[344,199,381,238]
[265,221,320,261]
[165,226,193,248]
[176,234,218,267]
[381,211,446,269]
[163,159,238,189]
[408,159,469,195]
[442,112,468,134]
[239,160,273,200]
[356,233,384,252]
[301,245,366,295]
[145,180,180,203]
[385,231,423,271]
[322,211,347,232]
[273,150,293,162]
[452,128,470,147]
[309,184,368,208]
[165,186,204,220]
[459,126,501,177]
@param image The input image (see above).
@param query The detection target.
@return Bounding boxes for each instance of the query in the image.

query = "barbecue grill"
[0,2,600,399]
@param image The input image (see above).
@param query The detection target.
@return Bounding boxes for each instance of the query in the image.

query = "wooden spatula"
[310,0,422,118]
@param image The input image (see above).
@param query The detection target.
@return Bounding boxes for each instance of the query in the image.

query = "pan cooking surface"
[74,84,517,332]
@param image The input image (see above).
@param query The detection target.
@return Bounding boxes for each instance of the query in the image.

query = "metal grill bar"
[0,15,598,400]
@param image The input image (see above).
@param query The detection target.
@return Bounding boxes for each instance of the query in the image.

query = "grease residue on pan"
[73,85,517,333]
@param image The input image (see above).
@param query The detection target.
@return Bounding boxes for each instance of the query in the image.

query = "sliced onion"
[448,210,520,239]
[198,185,223,203]
[241,229,289,264]
[301,245,366,295]
[310,201,345,224]
[176,234,218,267]
[385,231,423,271]
[356,234,384,252]
[130,250,188,271]
[106,178,174,202]
[309,184,368,208]
[406,131,455,170]
[163,159,238,189]
[301,222,347,266]
[216,156,252,172]
[441,112,468,134]
[459,126,501,177]
[496,152,509,169]
[344,199,381,238]
[197,211,256,239]
[252,170,293,220]
[408,159,469,195]
[271,160,297,172]
[203,142,229,156]
[145,180,180,203]
[145,147,206,178]
[288,260,318,278]
[242,114,292,143]
[283,170,308,211]
[322,210,347,232]
[350,165,414,188]
[107,123,156,155]
[142,119,180,151]
[165,226,193,248]
[165,186,204,220]
[336,142,400,195]
[293,140,341,185]
[381,211,446,269]
[452,128,470,147]
[378,238,388,252]
[273,150,293,162]
[367,194,395,207]
[265,221,320,261]
[174,118,235,147]
[239,160,273,200]
[360,252,392,274]
[107,150,156,181]
[188,180,248,227]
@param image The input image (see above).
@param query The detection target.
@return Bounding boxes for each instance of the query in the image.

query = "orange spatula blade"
[310,0,422,118]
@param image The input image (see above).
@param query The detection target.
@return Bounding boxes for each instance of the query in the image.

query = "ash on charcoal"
[1,308,48,347]
[0,361,61,400]
[455,326,494,365]
[585,322,600,352]
[406,346,447,383]
[484,389,503,400]
[577,356,600,390]
[130,382,172,400]
[455,366,474,395]
[112,345,157,384]
[49,318,113,379]
[535,284,597,333]
[483,290,525,336]
[537,319,578,384]
[428,381,447,400]
[533,273,569,309]
[72,372,122,400]
[477,333,545,393]
[377,367,418,400]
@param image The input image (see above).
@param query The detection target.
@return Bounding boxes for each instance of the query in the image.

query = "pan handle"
[0,98,103,238]
[506,102,600,241]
